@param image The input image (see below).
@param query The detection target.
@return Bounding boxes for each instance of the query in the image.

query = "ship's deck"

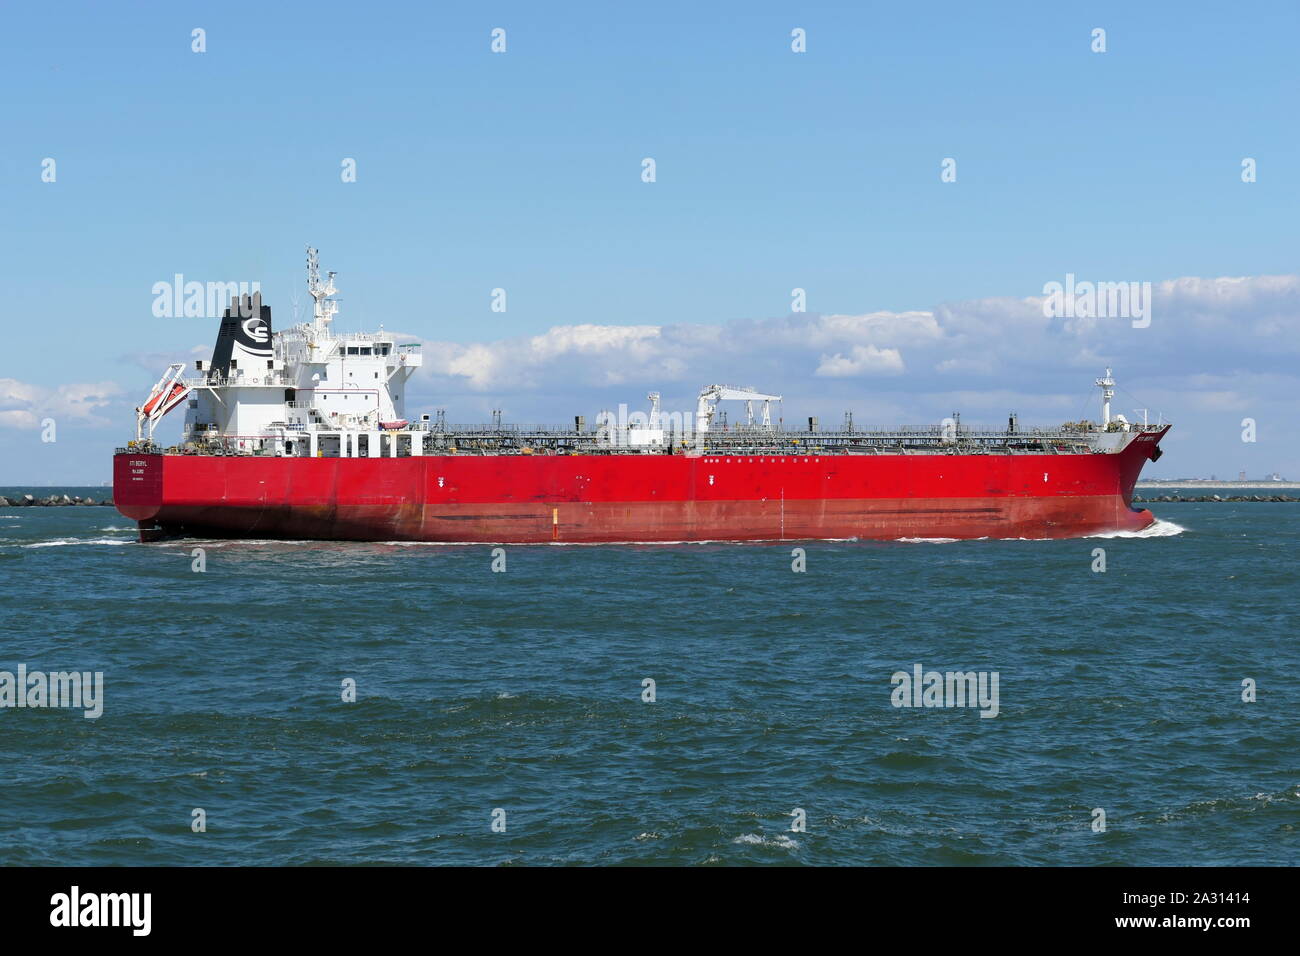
[120,423,1168,458]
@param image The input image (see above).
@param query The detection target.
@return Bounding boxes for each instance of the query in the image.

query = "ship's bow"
[1116,425,1171,530]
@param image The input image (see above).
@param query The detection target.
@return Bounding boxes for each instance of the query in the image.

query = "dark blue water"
[1,489,1295,865]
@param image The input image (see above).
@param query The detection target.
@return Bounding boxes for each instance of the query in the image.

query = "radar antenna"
[1095,367,1116,425]
[306,245,338,332]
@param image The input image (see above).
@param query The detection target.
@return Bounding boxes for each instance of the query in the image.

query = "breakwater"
[1134,493,1297,503]
[0,493,111,507]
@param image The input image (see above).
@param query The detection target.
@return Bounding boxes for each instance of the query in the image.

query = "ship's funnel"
[209,292,272,376]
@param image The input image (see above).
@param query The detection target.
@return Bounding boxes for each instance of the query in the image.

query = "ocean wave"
[732,833,799,849]
[1150,785,1299,824]
[950,517,1189,542]
[175,539,321,548]
[22,537,133,548]
[1086,518,1187,539]
[895,536,960,544]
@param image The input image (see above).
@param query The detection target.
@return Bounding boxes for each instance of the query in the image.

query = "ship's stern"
[113,451,165,540]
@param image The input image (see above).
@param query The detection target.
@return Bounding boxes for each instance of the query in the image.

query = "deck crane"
[695,384,782,434]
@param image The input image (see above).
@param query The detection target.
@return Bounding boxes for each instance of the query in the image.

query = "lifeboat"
[142,383,188,416]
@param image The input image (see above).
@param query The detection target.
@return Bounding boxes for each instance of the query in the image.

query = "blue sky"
[1,1,1297,482]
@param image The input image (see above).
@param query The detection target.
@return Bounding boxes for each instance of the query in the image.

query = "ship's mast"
[307,246,338,333]
[1095,367,1115,425]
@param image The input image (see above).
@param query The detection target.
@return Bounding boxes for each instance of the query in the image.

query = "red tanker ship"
[114,250,1168,543]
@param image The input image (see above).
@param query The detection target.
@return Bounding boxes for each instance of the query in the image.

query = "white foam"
[905,518,1190,543]
[87,521,1186,549]
[1086,517,1186,539]
[183,539,318,548]
[732,833,799,849]
[23,537,132,548]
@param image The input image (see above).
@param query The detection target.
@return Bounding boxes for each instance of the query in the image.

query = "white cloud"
[815,344,905,377]
[417,274,1300,399]
[424,323,681,390]
[0,378,124,429]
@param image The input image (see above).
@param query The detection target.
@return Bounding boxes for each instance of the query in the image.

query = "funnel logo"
[207,293,274,375]
[242,318,269,343]
[230,308,272,359]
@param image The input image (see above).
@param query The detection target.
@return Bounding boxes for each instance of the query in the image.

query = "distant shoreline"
[1137,481,1299,489]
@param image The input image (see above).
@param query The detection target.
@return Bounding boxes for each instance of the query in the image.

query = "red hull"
[114,428,1166,542]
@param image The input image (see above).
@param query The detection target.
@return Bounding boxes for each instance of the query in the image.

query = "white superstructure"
[157,248,424,457]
